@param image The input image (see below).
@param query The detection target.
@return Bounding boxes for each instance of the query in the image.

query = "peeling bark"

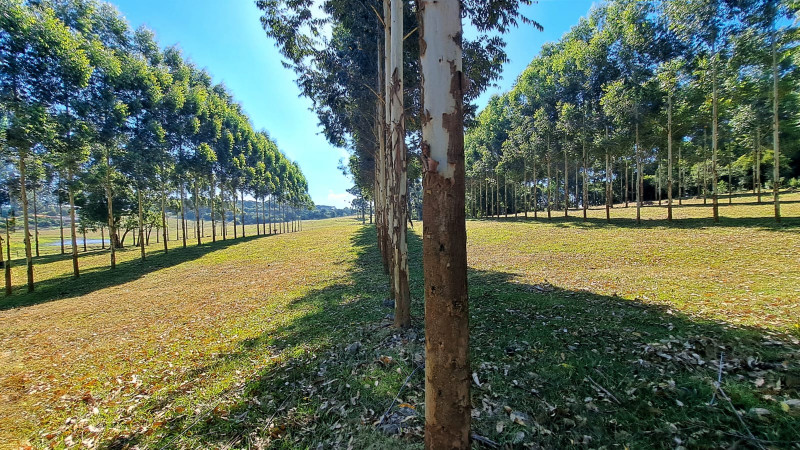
[420,0,470,446]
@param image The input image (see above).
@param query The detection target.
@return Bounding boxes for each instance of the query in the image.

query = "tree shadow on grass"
[105,226,800,449]
[474,212,800,232]
[0,234,271,311]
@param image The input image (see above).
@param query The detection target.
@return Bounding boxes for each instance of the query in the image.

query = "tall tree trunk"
[58,198,65,255]
[728,162,733,205]
[606,150,611,222]
[180,181,187,248]
[678,144,683,206]
[547,154,552,219]
[222,190,227,240]
[772,26,781,222]
[19,153,34,291]
[419,0,470,445]
[138,185,146,260]
[68,169,79,277]
[105,150,116,269]
[211,175,217,243]
[625,159,629,208]
[194,180,202,246]
[582,139,588,221]
[241,190,246,237]
[515,157,531,219]
[4,217,11,295]
[532,157,538,219]
[389,0,410,329]
[712,53,719,223]
[756,129,762,203]
[636,124,642,224]
[703,129,708,204]
[564,149,569,217]
[32,187,39,258]
[233,188,238,238]
[161,181,168,253]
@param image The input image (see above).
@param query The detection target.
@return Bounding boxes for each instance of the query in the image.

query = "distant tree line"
[466,0,799,224]
[0,0,312,294]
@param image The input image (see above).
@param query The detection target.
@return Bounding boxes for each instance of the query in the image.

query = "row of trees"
[466,0,799,224]
[258,0,536,445]
[1,0,311,293]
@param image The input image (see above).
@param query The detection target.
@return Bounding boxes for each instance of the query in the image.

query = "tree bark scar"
[421,141,438,173]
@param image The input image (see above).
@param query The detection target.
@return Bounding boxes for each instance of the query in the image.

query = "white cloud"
[327,190,355,209]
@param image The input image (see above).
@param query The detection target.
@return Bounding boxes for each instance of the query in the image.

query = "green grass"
[0,192,799,449]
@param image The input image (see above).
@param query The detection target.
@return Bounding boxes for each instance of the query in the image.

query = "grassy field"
[1,192,799,449]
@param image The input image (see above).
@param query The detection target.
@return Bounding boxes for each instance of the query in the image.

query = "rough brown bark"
[419,0,470,445]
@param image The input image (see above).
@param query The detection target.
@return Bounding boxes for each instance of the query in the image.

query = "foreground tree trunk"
[420,0,470,446]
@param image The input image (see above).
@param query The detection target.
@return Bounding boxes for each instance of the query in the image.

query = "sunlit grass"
[0,192,797,448]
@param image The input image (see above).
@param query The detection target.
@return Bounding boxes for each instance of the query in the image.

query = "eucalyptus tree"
[0,0,90,289]
[655,58,686,221]
[666,0,744,222]
[741,0,799,221]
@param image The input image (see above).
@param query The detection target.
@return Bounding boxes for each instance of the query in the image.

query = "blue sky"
[110,0,597,208]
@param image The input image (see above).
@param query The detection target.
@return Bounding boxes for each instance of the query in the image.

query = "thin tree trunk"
[625,159,629,208]
[68,168,79,277]
[222,190,227,240]
[564,149,569,217]
[547,154,552,219]
[4,217,11,296]
[712,53,719,223]
[211,175,217,243]
[19,154,34,291]
[756,129,762,203]
[138,185,146,260]
[772,26,781,222]
[523,159,528,218]
[678,144,683,206]
[233,188,238,238]
[419,0,470,444]
[59,198,65,255]
[606,150,611,222]
[32,186,39,258]
[161,181,168,253]
[241,190,246,237]
[636,124,642,224]
[194,180,202,245]
[105,150,116,269]
[180,181,187,248]
[582,138,588,221]
[532,157,538,219]
[389,0,410,329]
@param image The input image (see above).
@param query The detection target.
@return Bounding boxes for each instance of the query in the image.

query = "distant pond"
[47,238,105,246]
